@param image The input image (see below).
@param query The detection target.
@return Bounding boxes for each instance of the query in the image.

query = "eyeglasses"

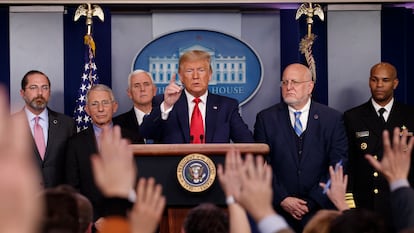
[88,100,113,109]
[280,80,313,87]
[26,85,50,91]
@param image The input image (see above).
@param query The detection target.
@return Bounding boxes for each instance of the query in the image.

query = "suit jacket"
[18,108,76,188]
[65,125,143,221]
[141,92,254,143]
[391,186,414,232]
[113,108,140,133]
[344,100,414,229]
[254,101,348,231]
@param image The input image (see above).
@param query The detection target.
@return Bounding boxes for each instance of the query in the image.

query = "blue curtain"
[381,6,414,106]
[63,6,112,115]
[0,6,10,95]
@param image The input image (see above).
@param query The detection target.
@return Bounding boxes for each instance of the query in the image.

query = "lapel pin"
[53,120,58,125]
[213,106,218,110]
[314,114,319,120]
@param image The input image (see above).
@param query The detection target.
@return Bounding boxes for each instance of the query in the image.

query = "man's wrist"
[257,214,289,233]
[226,196,236,205]
[390,179,410,192]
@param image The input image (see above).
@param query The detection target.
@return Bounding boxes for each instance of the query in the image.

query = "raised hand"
[91,125,136,198]
[320,164,349,211]
[130,177,165,233]
[365,127,414,183]
[237,154,275,222]
[163,73,183,109]
[0,86,43,233]
[217,149,244,199]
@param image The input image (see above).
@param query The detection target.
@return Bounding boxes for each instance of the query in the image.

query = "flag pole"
[295,2,324,82]
[72,3,104,132]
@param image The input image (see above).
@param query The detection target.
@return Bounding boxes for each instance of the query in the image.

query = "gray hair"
[86,84,116,103]
[127,69,154,88]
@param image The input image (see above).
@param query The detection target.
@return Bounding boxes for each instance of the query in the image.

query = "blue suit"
[254,101,347,232]
[141,92,254,143]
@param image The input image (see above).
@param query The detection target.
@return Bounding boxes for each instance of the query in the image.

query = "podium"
[130,143,269,233]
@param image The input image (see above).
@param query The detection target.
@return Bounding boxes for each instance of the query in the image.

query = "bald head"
[370,62,397,80]
[283,63,312,81]
[369,62,399,106]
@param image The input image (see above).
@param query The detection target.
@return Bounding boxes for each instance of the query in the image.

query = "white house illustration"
[149,45,247,85]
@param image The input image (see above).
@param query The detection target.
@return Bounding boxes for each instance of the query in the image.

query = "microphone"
[200,134,204,143]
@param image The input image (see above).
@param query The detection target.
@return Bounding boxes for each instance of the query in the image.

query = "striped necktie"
[294,111,303,136]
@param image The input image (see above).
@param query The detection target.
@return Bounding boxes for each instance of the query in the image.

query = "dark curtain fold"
[0,6,10,96]
[381,6,414,106]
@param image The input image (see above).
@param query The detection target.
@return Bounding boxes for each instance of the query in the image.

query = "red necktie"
[190,97,204,143]
[34,116,46,160]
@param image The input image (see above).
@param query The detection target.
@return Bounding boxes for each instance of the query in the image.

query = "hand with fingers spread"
[91,125,136,198]
[237,154,275,222]
[217,149,251,233]
[365,127,414,183]
[163,73,183,110]
[130,177,166,233]
[319,164,349,211]
[217,149,244,199]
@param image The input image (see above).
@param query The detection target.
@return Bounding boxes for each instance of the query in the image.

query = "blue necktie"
[294,111,303,136]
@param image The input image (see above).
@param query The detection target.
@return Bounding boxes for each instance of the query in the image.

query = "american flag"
[73,35,99,132]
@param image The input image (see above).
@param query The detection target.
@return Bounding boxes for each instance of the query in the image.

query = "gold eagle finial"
[296,2,324,38]
[74,3,104,36]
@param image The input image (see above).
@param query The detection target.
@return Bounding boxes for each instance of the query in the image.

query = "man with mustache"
[344,62,414,232]
[19,70,76,188]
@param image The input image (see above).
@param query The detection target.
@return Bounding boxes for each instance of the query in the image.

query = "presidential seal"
[177,153,216,192]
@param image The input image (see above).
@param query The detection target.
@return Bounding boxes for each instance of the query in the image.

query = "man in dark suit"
[141,50,253,143]
[254,63,347,232]
[344,62,414,231]
[66,84,143,222]
[18,70,76,188]
[113,69,156,143]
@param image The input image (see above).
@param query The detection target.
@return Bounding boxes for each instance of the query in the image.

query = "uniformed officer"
[344,62,414,231]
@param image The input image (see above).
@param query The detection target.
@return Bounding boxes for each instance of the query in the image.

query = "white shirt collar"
[24,107,48,123]
[133,107,148,125]
[184,89,208,104]
[287,98,311,131]
[371,98,394,114]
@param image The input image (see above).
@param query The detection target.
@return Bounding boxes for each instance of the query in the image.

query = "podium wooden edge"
[130,143,269,156]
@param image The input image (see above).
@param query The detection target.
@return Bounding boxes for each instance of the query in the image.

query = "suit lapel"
[301,103,318,163]
[128,108,140,131]
[205,94,219,143]
[45,110,59,161]
[175,93,191,142]
[360,102,383,138]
